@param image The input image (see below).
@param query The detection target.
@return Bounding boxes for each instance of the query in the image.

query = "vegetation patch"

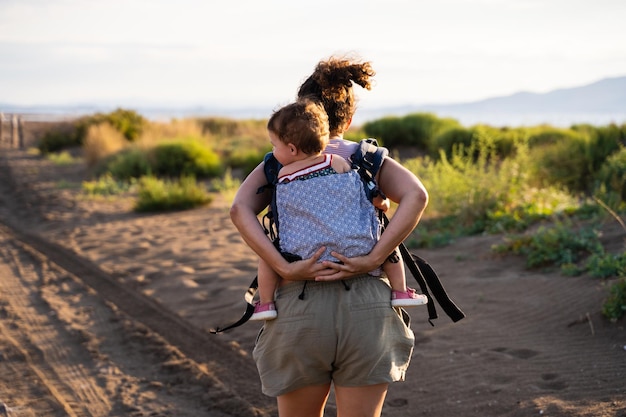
[34,110,626,323]
[134,176,212,212]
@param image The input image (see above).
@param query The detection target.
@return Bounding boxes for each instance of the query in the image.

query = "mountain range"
[2,76,625,127]
[355,75,626,127]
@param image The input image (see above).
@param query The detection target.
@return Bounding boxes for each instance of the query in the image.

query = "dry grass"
[83,122,128,168]
[136,119,211,148]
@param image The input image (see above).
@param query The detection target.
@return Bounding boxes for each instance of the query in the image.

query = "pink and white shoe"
[391,287,428,307]
[250,301,277,321]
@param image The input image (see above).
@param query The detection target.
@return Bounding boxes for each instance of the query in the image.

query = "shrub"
[100,148,152,180]
[602,278,626,321]
[430,127,474,158]
[586,252,626,279]
[38,129,81,154]
[526,125,582,147]
[82,173,135,196]
[76,108,145,143]
[152,139,222,178]
[362,112,460,151]
[47,151,79,166]
[227,146,269,176]
[575,123,625,174]
[594,147,626,205]
[38,108,144,153]
[134,176,212,212]
[83,122,128,168]
[404,127,511,228]
[527,132,591,193]
[105,108,146,141]
[362,116,406,148]
[430,125,525,160]
[493,222,603,269]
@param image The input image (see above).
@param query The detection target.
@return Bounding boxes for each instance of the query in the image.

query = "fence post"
[18,116,24,148]
[0,112,4,146]
[12,114,19,148]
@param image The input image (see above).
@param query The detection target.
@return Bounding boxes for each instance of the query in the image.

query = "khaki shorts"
[253,275,415,397]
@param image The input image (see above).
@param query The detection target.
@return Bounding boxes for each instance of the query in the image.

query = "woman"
[230,55,429,417]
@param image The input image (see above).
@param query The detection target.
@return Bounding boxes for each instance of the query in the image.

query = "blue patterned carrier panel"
[276,170,380,263]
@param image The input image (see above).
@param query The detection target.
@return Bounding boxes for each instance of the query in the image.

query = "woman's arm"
[316,156,428,280]
[230,161,330,281]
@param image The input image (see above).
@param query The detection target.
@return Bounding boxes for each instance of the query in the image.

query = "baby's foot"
[250,301,277,321]
[391,287,428,307]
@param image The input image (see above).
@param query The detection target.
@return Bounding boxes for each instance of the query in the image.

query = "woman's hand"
[280,247,336,281]
[314,251,383,281]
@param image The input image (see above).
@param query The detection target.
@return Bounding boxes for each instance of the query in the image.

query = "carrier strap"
[209,277,258,334]
[382,213,466,326]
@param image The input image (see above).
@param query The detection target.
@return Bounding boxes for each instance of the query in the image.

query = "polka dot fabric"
[276,170,380,263]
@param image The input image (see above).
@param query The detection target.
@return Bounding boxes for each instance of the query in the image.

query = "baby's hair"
[297,54,375,133]
[267,99,330,155]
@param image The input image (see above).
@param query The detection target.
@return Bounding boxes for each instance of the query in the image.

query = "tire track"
[0,242,106,417]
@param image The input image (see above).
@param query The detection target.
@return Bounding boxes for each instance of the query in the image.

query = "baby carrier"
[210,139,465,333]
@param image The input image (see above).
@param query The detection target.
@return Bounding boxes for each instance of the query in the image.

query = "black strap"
[383,213,466,326]
[209,277,258,334]
[410,252,466,323]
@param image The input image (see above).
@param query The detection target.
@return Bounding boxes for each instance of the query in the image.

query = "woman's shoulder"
[330,153,351,173]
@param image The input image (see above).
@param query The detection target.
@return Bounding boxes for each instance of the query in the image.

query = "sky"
[1,0,626,116]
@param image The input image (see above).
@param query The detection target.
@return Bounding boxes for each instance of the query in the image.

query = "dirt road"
[0,148,275,417]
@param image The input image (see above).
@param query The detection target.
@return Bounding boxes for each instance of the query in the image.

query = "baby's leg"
[257,258,280,304]
[382,255,407,292]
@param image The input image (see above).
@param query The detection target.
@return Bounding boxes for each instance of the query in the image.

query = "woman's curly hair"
[297,55,375,134]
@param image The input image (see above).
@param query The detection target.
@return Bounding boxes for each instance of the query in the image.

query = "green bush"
[38,108,145,153]
[493,223,603,269]
[586,252,626,279]
[82,173,136,196]
[362,112,460,151]
[576,124,625,174]
[430,127,474,158]
[405,127,511,228]
[47,150,79,165]
[134,176,212,212]
[362,116,406,148]
[594,147,626,204]
[526,126,582,147]
[38,129,81,154]
[100,148,152,180]
[527,132,591,193]
[602,278,626,321]
[76,108,145,142]
[152,139,222,178]
[227,146,269,176]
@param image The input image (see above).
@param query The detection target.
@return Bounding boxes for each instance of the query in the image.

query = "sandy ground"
[0,144,625,417]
